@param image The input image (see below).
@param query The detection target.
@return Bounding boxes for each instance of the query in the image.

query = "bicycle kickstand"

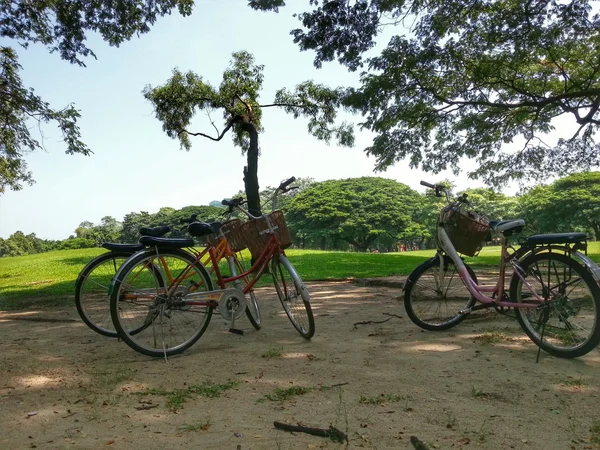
[229,311,244,336]
[535,305,551,363]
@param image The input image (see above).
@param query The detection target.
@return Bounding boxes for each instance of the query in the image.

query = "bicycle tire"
[271,255,314,339]
[75,251,132,337]
[404,256,477,331]
[509,252,600,358]
[110,248,214,358]
[227,256,261,330]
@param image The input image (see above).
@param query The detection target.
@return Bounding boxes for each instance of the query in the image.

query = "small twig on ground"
[320,382,349,390]
[353,313,403,328]
[134,404,160,410]
[273,421,348,443]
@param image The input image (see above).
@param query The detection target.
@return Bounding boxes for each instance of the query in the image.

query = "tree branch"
[179,115,242,141]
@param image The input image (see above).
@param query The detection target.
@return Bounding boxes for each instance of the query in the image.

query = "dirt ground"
[1,279,600,450]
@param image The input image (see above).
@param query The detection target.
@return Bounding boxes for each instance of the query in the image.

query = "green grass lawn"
[1,242,599,310]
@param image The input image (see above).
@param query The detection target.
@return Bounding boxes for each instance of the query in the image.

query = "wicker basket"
[199,219,247,252]
[238,210,292,258]
[442,207,490,256]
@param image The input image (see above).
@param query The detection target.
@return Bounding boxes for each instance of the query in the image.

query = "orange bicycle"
[109,177,314,358]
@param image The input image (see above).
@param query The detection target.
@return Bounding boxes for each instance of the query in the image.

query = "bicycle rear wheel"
[75,252,132,337]
[509,252,600,358]
[271,255,314,339]
[110,248,214,358]
[404,256,477,331]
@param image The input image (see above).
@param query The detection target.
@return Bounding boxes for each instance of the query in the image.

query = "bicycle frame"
[436,226,544,309]
[117,178,294,309]
[176,230,282,306]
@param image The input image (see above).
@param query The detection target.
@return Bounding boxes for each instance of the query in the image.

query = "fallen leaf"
[26,412,38,418]
[104,440,115,446]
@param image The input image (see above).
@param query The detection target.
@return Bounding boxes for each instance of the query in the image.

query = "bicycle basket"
[220,219,247,252]
[199,219,247,252]
[238,210,292,258]
[442,207,490,256]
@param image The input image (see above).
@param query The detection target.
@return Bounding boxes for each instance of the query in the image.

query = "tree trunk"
[593,221,600,240]
[241,122,261,216]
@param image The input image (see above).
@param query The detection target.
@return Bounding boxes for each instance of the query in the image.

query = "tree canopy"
[143,50,353,215]
[0,0,194,193]
[286,177,420,251]
[255,0,600,185]
[520,171,600,239]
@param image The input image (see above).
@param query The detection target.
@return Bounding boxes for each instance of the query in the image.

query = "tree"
[286,177,420,251]
[462,188,519,222]
[120,211,153,243]
[96,216,122,243]
[254,1,600,185]
[143,50,353,215]
[519,171,600,239]
[0,0,194,192]
[0,230,47,256]
[74,221,97,241]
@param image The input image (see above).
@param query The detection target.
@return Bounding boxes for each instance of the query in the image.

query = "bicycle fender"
[573,251,600,288]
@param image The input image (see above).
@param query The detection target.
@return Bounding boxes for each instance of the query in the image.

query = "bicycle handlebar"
[224,176,298,220]
[281,185,299,194]
[420,180,436,189]
[221,197,246,207]
[278,176,296,191]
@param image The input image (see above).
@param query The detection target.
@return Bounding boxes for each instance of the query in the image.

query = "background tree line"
[1,171,598,257]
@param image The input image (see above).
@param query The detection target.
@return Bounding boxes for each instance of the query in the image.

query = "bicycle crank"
[179,288,247,321]
[218,288,247,322]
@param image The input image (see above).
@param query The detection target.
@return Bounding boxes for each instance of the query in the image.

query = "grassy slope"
[1,242,598,310]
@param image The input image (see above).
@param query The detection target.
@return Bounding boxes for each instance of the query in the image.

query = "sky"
[1,1,509,240]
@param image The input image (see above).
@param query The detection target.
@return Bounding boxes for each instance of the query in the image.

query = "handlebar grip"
[222,197,245,207]
[279,176,296,190]
[420,180,436,189]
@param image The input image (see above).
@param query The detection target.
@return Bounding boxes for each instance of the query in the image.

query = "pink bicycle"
[404,181,600,358]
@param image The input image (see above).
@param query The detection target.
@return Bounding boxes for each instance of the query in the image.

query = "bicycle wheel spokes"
[271,256,314,339]
[404,258,476,330]
[76,253,130,337]
[112,251,213,357]
[514,254,599,357]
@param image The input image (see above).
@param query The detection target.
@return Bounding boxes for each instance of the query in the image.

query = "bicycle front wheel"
[110,248,214,358]
[75,252,133,337]
[509,252,600,358]
[271,255,314,339]
[404,256,477,331]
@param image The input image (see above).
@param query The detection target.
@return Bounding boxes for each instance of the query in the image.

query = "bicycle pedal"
[229,328,244,335]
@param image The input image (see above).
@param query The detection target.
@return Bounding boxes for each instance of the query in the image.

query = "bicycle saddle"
[188,221,222,237]
[101,242,145,252]
[526,233,587,245]
[139,225,171,237]
[489,219,525,236]
[138,236,195,248]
